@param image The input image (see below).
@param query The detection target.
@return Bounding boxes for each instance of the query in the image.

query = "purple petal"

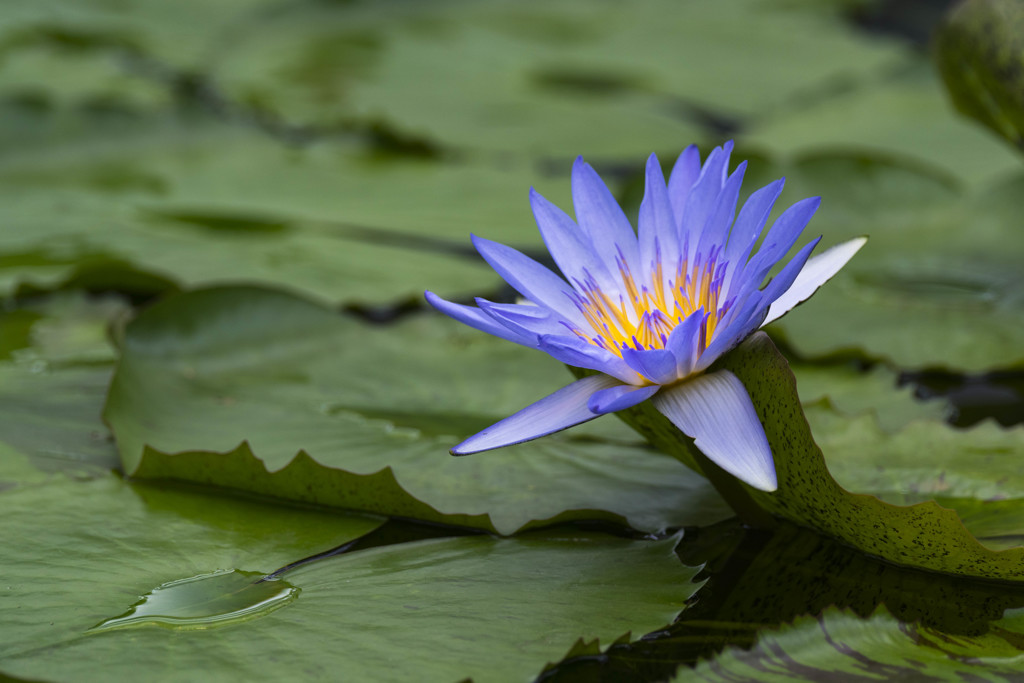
[621,347,679,385]
[695,160,747,264]
[471,235,583,324]
[665,309,708,378]
[530,189,618,295]
[475,298,570,339]
[762,237,867,326]
[425,291,537,347]
[758,236,822,307]
[652,370,777,491]
[693,296,767,372]
[571,157,640,275]
[667,144,702,221]
[720,178,782,270]
[741,196,821,286]
[679,142,734,262]
[452,374,623,454]
[638,153,679,276]
[538,335,642,385]
[588,384,660,414]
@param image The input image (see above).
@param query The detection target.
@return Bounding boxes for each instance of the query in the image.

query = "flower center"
[569,250,729,359]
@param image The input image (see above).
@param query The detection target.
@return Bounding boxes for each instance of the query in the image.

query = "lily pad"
[209,0,903,157]
[744,61,1022,188]
[0,474,699,683]
[0,106,533,304]
[790,362,947,432]
[611,332,1024,580]
[765,152,1024,370]
[105,285,731,534]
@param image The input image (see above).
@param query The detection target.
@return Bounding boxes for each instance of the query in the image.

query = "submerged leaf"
[687,607,1024,682]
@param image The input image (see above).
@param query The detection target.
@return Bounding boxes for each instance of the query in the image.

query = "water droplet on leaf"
[90,569,298,632]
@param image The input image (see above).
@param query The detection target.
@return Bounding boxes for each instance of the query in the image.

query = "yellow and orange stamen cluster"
[568,244,730,359]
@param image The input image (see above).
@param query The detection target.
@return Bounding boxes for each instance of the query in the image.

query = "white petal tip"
[743,468,778,492]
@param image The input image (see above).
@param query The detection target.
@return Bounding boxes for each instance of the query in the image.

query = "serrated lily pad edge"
[126,442,645,535]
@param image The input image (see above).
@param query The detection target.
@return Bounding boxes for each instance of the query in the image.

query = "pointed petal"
[667,144,701,221]
[693,296,767,372]
[471,235,582,324]
[621,347,679,385]
[452,374,622,454]
[757,236,822,309]
[571,157,640,274]
[680,142,734,262]
[475,298,570,339]
[638,153,679,275]
[742,196,820,285]
[762,237,867,326]
[425,291,537,347]
[695,160,746,262]
[721,178,785,295]
[588,383,660,414]
[530,189,618,295]
[652,370,777,491]
[538,335,641,385]
[665,309,707,378]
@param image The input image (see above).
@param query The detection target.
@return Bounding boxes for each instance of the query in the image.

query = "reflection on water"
[539,518,1024,682]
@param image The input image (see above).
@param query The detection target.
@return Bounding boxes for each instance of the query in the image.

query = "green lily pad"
[0,105,529,304]
[743,60,1022,188]
[209,0,903,157]
[790,362,947,432]
[0,291,133,479]
[104,285,731,534]
[611,332,1024,580]
[687,607,1024,681]
[804,406,1024,551]
[0,474,699,683]
[764,152,1024,370]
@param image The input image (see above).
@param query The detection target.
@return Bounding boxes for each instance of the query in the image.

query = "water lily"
[426,142,865,492]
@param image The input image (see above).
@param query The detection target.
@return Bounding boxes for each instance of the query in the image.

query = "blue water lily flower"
[425,142,865,492]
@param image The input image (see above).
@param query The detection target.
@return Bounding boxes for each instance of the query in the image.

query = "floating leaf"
[105,285,731,534]
[0,474,698,683]
[208,0,904,156]
[744,62,1022,188]
[765,152,1024,370]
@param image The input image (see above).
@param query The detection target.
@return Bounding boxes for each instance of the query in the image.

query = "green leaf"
[0,106,539,304]
[207,0,903,156]
[935,0,1024,153]
[104,285,731,534]
[0,292,129,479]
[805,406,1024,551]
[764,152,1024,370]
[743,62,1023,189]
[687,607,1024,682]
[0,474,699,683]
[790,361,947,432]
[610,332,1024,580]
